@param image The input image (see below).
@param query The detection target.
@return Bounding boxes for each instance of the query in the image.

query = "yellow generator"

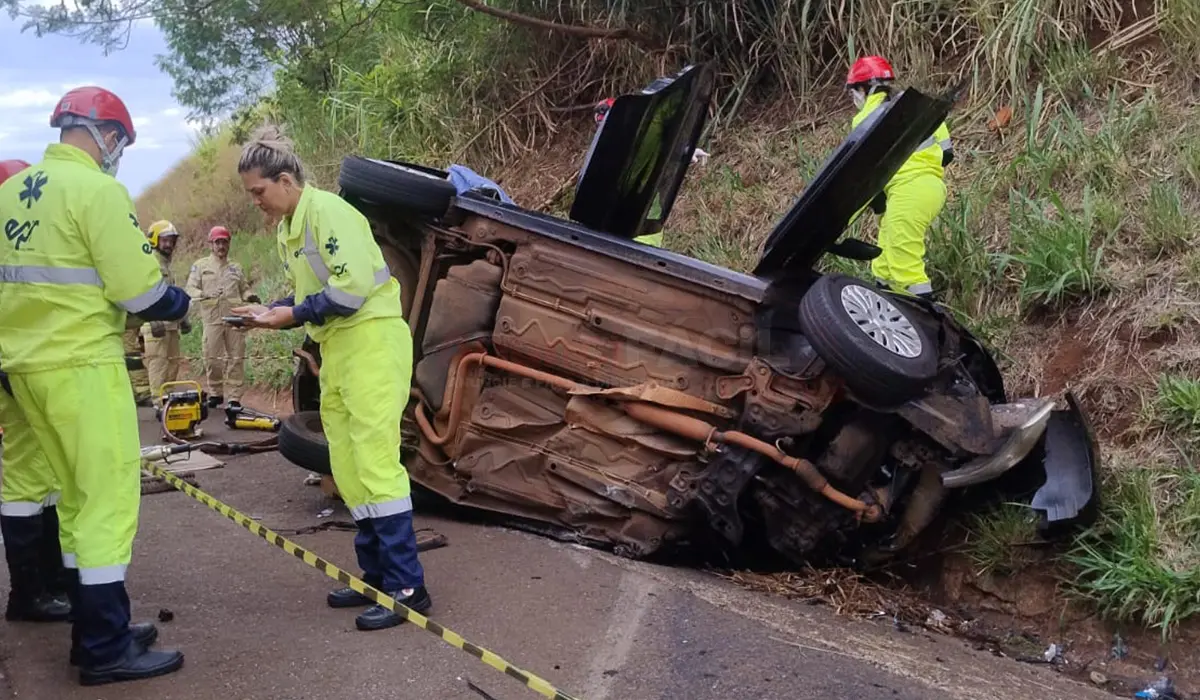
[157,380,208,440]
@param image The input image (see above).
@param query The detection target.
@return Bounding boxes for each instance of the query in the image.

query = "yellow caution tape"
[144,463,582,700]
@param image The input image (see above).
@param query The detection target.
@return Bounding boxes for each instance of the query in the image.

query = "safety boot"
[2,513,71,622]
[354,586,432,631]
[78,640,184,687]
[327,580,380,609]
[64,572,158,665]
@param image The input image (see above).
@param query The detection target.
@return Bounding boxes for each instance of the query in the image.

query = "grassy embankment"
[135,0,1200,638]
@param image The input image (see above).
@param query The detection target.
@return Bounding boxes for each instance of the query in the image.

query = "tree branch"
[449,0,657,48]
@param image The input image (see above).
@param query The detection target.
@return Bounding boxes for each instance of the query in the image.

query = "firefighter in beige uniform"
[185,226,254,408]
[139,220,190,397]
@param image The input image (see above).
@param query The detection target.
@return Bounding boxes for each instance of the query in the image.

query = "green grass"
[1068,463,1200,639]
[1144,181,1196,256]
[1155,375,1200,438]
[965,503,1042,577]
[1002,188,1111,309]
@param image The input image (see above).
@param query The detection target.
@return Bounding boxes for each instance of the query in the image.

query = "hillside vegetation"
[126,0,1200,640]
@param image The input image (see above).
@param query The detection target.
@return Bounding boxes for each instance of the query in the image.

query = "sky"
[0,13,200,197]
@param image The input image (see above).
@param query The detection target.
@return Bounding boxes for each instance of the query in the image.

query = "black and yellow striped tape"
[144,463,582,700]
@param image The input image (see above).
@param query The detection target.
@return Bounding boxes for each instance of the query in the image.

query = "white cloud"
[0,88,59,109]
[161,107,182,117]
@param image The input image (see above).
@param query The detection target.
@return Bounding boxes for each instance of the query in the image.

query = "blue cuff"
[269,295,295,309]
[292,290,357,326]
[137,286,190,322]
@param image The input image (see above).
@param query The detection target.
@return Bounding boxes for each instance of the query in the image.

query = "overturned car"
[279,63,1099,567]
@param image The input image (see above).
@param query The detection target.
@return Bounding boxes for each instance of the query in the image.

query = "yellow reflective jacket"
[185,254,250,325]
[277,185,401,343]
[851,91,952,187]
[0,144,165,373]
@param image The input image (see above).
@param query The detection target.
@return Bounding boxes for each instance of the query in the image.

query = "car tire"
[338,156,456,217]
[798,274,938,406]
[278,411,332,475]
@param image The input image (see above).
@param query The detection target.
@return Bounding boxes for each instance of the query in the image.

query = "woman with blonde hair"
[231,126,431,630]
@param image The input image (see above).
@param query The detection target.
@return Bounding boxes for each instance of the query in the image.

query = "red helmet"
[50,86,136,145]
[209,226,231,241]
[594,97,615,124]
[0,160,31,186]
[846,56,895,86]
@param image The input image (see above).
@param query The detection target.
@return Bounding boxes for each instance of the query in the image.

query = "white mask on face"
[85,123,127,176]
[850,88,867,109]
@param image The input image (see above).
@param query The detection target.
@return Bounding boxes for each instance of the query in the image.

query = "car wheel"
[798,274,938,406]
[278,411,331,475]
[338,156,456,217]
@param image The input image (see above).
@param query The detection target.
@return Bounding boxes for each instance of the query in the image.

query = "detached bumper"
[1031,391,1100,532]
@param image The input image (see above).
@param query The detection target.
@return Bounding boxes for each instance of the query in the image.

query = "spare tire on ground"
[798,274,938,407]
[338,157,456,217]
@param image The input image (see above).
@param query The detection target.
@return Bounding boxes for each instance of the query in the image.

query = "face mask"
[850,88,866,109]
[85,123,126,176]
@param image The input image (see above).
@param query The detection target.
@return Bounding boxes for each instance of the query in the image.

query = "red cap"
[846,56,895,86]
[0,160,31,186]
[50,86,137,145]
[209,226,231,241]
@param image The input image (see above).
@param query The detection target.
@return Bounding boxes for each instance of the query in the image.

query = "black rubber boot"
[354,586,432,631]
[78,641,184,687]
[38,506,71,600]
[2,513,71,622]
[207,395,224,409]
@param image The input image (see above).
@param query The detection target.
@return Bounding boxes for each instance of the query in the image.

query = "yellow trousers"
[7,364,141,581]
[0,388,59,521]
[319,317,413,516]
[872,174,947,295]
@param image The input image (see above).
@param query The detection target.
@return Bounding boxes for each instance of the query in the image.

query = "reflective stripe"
[0,264,102,286]
[908,282,934,295]
[42,491,61,507]
[916,134,937,151]
[302,222,390,309]
[80,564,127,585]
[349,497,413,521]
[939,138,953,152]
[0,501,44,517]
[63,552,77,569]
[119,278,167,313]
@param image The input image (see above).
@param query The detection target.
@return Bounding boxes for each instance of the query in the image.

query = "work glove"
[942,149,955,167]
[150,321,166,338]
[180,318,193,335]
[869,191,887,215]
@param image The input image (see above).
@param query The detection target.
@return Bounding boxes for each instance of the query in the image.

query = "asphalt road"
[0,407,1112,700]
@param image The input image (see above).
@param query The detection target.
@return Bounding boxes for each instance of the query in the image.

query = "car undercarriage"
[279,62,1100,569]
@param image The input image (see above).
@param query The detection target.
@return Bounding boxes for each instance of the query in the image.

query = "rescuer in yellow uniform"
[185,225,253,409]
[0,158,72,626]
[0,86,189,685]
[232,125,430,631]
[846,56,954,300]
[140,220,191,398]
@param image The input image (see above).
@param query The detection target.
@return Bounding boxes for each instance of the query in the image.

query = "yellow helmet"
[146,219,178,248]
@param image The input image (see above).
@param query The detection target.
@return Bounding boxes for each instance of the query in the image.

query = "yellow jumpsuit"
[851,91,952,295]
[276,184,425,595]
[0,143,185,665]
[185,254,249,402]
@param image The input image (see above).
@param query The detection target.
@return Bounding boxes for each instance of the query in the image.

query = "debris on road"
[1113,632,1130,660]
[1091,671,1109,685]
[316,506,335,519]
[1044,643,1062,664]
[158,608,175,623]
[1134,676,1178,699]
[304,472,321,486]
